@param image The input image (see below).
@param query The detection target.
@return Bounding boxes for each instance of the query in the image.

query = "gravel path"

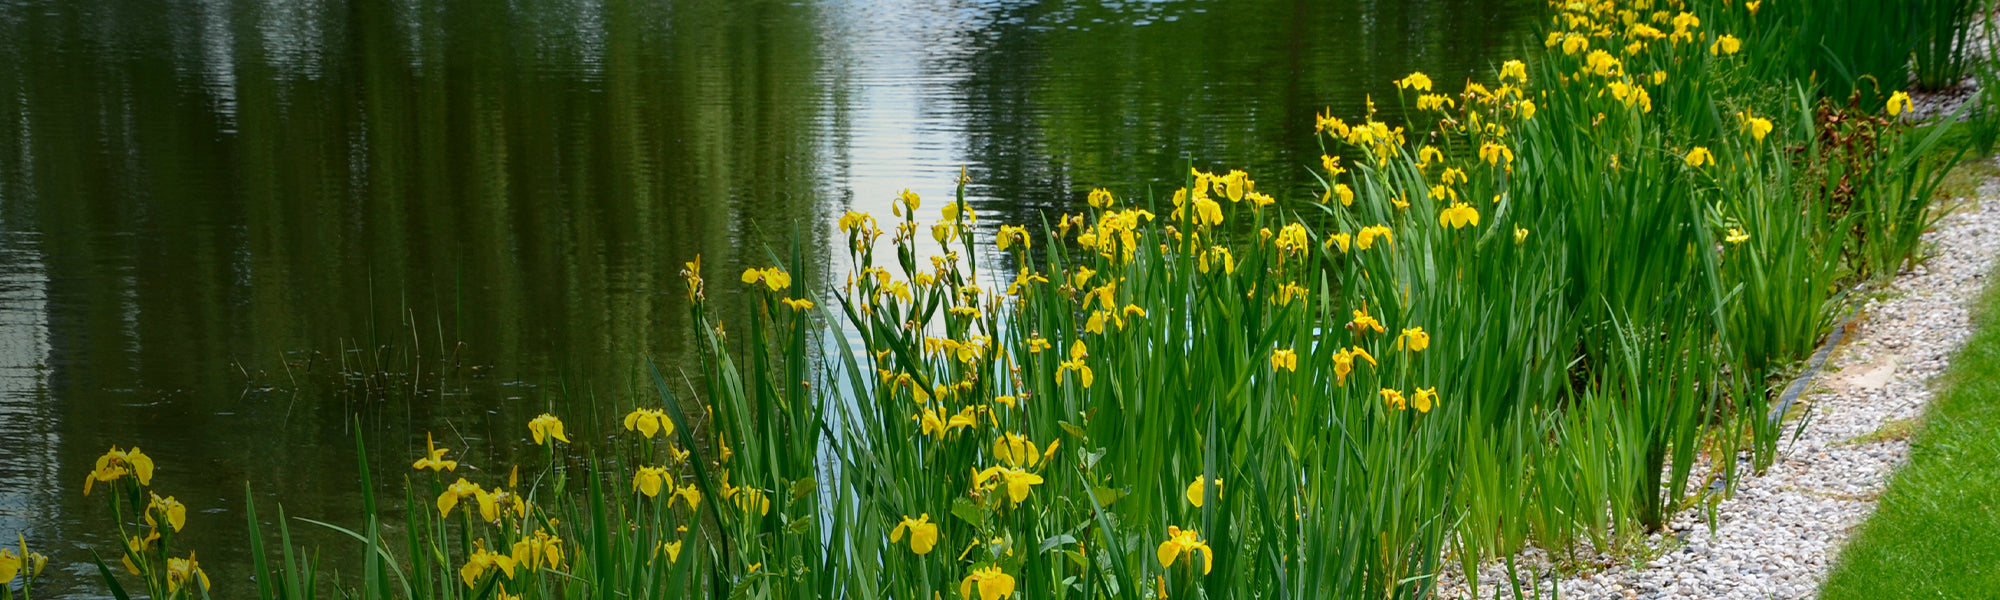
[1440,163,2000,600]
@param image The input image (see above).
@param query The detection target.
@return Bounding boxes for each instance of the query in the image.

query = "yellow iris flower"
[1382,388,1408,410]
[1327,232,1352,253]
[1397,327,1430,352]
[1192,196,1224,226]
[1321,154,1346,176]
[740,267,792,291]
[1395,71,1433,92]
[1316,110,1351,137]
[1272,349,1298,372]
[959,565,1017,600]
[0,544,43,585]
[1332,346,1376,386]
[682,256,705,301]
[973,466,1045,507]
[1745,116,1774,142]
[1274,283,1308,306]
[84,446,155,496]
[1585,50,1621,77]
[1672,12,1701,36]
[460,542,518,588]
[528,414,571,445]
[438,478,484,518]
[413,433,458,472]
[1349,307,1385,335]
[1088,188,1115,209]
[634,466,671,498]
[993,432,1044,468]
[1562,33,1589,55]
[1124,304,1147,321]
[146,492,188,532]
[0,548,18,585]
[1084,310,1109,335]
[1157,526,1214,574]
[1356,225,1393,249]
[1429,185,1457,204]
[624,408,674,439]
[165,552,211,594]
[1059,340,1094,388]
[1275,224,1310,256]
[1216,170,1252,203]
[1088,310,1120,332]
[890,513,940,555]
[674,486,703,512]
[1480,143,1514,168]
[1185,476,1222,508]
[1416,93,1455,112]
[512,530,565,570]
[1685,147,1714,167]
[1726,228,1750,244]
[997,225,1031,251]
[472,487,522,523]
[1071,266,1096,289]
[1887,91,1912,117]
[942,201,976,223]
[2,538,44,585]
[1417,145,1444,168]
[1332,183,1355,207]
[721,478,771,516]
[915,405,980,439]
[1710,34,1741,55]
[121,531,158,575]
[837,210,876,235]
[1199,246,1235,274]
[1440,202,1481,229]
[1414,387,1439,413]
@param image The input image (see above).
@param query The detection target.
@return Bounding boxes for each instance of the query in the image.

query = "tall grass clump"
[1720,0,1986,101]
[33,1,1965,600]
[1913,0,1985,90]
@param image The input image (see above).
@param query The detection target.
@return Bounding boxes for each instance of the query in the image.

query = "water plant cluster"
[16,0,1978,599]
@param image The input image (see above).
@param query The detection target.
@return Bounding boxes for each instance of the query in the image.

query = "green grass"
[1821,264,2000,600]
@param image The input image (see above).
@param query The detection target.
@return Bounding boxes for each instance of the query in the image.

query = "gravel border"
[1437,160,2000,600]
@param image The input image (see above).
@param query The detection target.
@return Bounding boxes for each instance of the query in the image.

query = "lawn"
[1821,261,2000,599]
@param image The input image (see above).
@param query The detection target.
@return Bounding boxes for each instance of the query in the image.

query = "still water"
[0,0,1532,596]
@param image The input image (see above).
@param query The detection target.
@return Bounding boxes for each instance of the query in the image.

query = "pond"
[0,0,1533,596]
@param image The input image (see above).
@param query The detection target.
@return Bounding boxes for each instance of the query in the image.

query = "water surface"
[0,0,1533,596]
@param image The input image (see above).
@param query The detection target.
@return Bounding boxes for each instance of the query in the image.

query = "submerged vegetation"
[11,0,1989,599]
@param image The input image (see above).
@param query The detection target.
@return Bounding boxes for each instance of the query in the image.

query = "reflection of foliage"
[0,1,830,595]
[951,0,1537,233]
[0,0,833,406]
